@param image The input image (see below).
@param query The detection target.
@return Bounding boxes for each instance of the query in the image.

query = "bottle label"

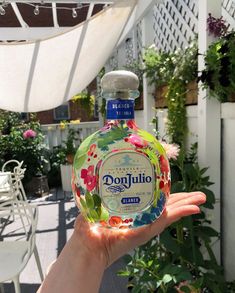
[106,100,134,120]
[99,151,155,214]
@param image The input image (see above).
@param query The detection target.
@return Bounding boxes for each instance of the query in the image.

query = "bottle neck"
[106,99,135,121]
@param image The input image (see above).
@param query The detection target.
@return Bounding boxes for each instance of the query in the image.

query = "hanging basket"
[155,80,198,108]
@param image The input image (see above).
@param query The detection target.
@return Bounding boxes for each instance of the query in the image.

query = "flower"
[128,134,147,148]
[160,141,180,160]
[70,119,81,124]
[159,155,170,174]
[126,120,138,130]
[59,121,67,130]
[109,216,122,227]
[88,144,96,156]
[81,165,97,192]
[23,129,37,139]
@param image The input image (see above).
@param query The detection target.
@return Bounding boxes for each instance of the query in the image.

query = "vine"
[144,40,198,147]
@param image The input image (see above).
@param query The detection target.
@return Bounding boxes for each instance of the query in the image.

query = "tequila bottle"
[72,70,170,229]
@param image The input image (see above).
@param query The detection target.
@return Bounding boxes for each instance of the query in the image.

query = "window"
[53,103,70,121]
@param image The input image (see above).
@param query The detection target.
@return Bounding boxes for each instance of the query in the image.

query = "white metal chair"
[1,160,27,201]
[0,201,44,293]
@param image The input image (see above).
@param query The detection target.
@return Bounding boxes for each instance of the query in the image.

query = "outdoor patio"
[2,189,129,293]
[1,0,235,292]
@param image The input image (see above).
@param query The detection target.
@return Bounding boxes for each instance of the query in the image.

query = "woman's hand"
[38,191,206,293]
[73,191,206,268]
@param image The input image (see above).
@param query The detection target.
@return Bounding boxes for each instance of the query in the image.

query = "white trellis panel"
[153,0,198,52]
[222,0,235,30]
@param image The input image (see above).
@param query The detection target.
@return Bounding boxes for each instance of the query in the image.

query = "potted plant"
[199,32,235,102]
[143,40,198,146]
[60,128,81,192]
[0,111,50,196]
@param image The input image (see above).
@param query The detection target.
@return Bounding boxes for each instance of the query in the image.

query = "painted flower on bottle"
[126,134,148,148]
[159,155,170,174]
[88,144,96,156]
[126,120,138,130]
[81,165,97,192]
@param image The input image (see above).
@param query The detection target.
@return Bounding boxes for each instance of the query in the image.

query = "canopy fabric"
[0,0,153,112]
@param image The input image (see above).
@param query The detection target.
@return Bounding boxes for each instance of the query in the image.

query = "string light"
[34,5,39,15]
[77,3,83,9]
[0,2,89,17]
[0,6,5,15]
[72,8,77,18]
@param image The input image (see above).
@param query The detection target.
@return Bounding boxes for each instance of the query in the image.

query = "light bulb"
[34,5,39,16]
[0,6,5,15]
[72,8,77,18]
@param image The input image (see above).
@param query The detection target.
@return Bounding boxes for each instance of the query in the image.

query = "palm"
[74,192,206,267]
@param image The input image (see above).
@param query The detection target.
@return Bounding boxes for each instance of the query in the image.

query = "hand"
[73,191,206,268]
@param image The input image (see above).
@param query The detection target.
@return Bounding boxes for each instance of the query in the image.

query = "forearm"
[37,232,106,293]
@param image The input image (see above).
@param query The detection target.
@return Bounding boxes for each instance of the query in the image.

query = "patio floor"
[2,189,129,293]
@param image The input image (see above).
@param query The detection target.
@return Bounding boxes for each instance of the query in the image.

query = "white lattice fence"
[153,0,198,52]
[222,0,235,29]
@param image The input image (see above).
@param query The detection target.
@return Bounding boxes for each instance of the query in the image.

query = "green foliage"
[72,90,95,118]
[119,147,235,292]
[143,40,198,147]
[0,111,49,182]
[143,48,174,87]
[47,145,66,188]
[143,40,198,87]
[199,32,235,102]
[63,128,81,158]
[166,79,187,146]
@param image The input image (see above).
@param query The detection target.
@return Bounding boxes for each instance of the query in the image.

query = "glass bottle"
[72,70,170,229]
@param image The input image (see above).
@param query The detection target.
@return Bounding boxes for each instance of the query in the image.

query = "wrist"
[69,231,107,271]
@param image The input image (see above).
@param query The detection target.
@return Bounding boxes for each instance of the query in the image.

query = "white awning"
[0,0,154,112]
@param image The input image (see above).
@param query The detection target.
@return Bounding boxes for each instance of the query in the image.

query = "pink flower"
[81,165,97,192]
[128,134,147,148]
[127,120,138,130]
[160,142,180,160]
[159,155,170,174]
[23,129,37,139]
[88,144,96,156]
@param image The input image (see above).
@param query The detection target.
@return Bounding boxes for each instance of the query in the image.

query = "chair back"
[0,201,38,260]
[1,160,27,201]
[0,172,15,202]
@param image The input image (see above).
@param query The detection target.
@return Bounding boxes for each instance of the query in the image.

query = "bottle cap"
[101,70,139,93]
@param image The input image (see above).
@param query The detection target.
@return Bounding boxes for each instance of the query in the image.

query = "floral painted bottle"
[72,70,170,229]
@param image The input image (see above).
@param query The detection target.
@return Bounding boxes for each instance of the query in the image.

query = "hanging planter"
[155,80,198,108]
[199,30,235,102]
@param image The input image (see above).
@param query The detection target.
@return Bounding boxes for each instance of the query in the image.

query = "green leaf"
[100,207,109,221]
[74,154,86,170]
[179,286,191,293]
[79,197,87,210]
[162,274,173,284]
[201,188,215,204]
[117,270,131,277]
[85,192,94,209]
[200,226,219,237]
[160,230,180,254]
[176,271,193,282]
[171,181,184,193]
[89,209,99,221]
[93,194,101,208]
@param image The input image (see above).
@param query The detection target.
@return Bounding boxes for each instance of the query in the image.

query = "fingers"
[167,192,206,210]
[165,205,200,227]
[167,192,206,206]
